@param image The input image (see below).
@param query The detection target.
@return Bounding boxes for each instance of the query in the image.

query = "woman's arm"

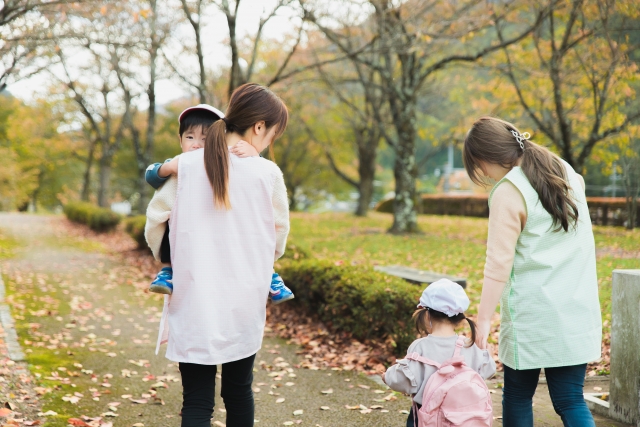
[272,169,290,261]
[476,182,526,349]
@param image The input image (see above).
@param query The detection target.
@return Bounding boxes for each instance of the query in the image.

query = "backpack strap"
[453,335,466,357]
[405,352,441,369]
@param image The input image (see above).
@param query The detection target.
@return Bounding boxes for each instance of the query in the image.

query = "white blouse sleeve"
[272,168,290,261]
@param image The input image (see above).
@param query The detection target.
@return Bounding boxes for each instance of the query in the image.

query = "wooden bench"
[374,265,467,288]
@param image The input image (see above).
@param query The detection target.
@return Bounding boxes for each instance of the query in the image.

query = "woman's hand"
[475,317,491,350]
[475,277,506,350]
[230,140,259,158]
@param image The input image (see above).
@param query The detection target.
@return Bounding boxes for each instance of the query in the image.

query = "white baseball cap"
[178,104,225,123]
[418,278,469,317]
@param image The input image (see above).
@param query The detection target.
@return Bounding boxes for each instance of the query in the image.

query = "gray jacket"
[385,335,496,404]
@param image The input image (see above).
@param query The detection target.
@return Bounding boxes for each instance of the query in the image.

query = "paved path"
[0,213,631,427]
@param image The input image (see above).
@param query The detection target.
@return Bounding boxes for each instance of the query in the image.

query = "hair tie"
[511,130,530,150]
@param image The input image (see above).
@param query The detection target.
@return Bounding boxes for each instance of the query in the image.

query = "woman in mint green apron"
[463,117,601,427]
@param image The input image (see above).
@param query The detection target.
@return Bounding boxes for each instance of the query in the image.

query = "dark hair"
[412,307,477,348]
[205,83,288,209]
[179,109,220,137]
[463,117,579,232]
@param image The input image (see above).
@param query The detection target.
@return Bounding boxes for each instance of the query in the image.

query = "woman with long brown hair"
[154,83,290,427]
[463,117,601,427]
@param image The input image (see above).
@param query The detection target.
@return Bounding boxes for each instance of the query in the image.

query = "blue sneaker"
[270,273,294,304]
[149,267,173,295]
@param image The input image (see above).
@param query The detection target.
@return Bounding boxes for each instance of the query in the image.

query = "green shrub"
[375,198,394,213]
[124,215,147,249]
[278,259,421,354]
[63,201,121,232]
[280,241,309,261]
[375,194,490,217]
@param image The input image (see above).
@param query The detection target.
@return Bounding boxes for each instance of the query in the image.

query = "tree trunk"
[97,155,112,208]
[138,0,158,212]
[227,12,242,97]
[389,103,419,233]
[288,185,297,211]
[81,139,97,201]
[355,138,377,217]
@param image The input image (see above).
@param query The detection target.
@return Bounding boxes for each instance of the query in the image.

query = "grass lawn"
[0,228,20,259]
[289,212,640,340]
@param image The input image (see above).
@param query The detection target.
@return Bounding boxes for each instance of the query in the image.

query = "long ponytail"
[204,119,231,209]
[463,117,579,232]
[204,83,289,210]
[519,143,579,232]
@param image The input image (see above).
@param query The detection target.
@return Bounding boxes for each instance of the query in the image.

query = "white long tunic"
[155,149,290,365]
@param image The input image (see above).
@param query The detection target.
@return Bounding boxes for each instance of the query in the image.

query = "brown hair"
[205,83,289,209]
[463,117,578,232]
[412,307,477,348]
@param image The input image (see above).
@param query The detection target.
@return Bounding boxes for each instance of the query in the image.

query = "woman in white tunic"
[463,117,601,427]
[161,83,290,427]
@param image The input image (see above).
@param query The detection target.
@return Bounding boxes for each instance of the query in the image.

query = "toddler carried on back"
[384,279,496,427]
[143,104,293,304]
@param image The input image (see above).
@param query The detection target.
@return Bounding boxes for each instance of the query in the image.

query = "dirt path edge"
[0,266,26,361]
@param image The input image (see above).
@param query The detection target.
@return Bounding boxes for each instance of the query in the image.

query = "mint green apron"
[490,164,601,370]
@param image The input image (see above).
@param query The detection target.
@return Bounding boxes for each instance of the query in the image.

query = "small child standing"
[383,279,496,427]
[144,104,294,304]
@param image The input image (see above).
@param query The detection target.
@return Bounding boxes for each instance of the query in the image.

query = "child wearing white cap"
[383,279,496,427]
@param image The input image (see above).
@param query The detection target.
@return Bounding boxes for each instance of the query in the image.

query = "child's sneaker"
[149,267,173,295]
[270,273,294,304]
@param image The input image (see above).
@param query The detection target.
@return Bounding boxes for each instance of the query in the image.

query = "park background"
[1,0,640,426]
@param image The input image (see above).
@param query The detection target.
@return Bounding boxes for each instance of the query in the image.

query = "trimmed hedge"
[124,215,147,249]
[280,241,309,261]
[63,201,121,232]
[376,194,640,227]
[376,194,489,217]
[278,259,421,354]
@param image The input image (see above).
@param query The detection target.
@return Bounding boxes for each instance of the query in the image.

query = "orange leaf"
[67,419,89,426]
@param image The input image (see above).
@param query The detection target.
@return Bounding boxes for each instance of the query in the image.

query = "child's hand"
[230,140,259,158]
[159,156,179,177]
[162,156,178,176]
[381,372,386,384]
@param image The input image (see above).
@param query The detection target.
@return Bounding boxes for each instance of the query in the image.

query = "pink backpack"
[405,336,493,427]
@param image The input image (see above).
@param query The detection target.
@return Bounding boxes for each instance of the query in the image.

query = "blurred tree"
[0,98,79,210]
[53,1,139,207]
[165,0,303,103]
[617,134,640,229]
[490,0,640,173]
[303,0,554,233]
[119,0,172,211]
[308,37,387,216]
[270,80,351,210]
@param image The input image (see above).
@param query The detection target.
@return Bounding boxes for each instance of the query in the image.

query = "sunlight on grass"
[43,234,106,254]
[289,212,640,332]
[0,228,21,259]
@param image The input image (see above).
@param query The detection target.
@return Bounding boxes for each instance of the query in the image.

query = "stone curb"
[0,267,26,361]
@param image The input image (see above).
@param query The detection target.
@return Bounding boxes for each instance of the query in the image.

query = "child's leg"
[269,270,294,304]
[150,225,173,295]
[406,403,421,427]
[159,224,171,264]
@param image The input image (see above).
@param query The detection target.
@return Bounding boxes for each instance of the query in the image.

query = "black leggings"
[179,354,256,427]
[160,225,171,263]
